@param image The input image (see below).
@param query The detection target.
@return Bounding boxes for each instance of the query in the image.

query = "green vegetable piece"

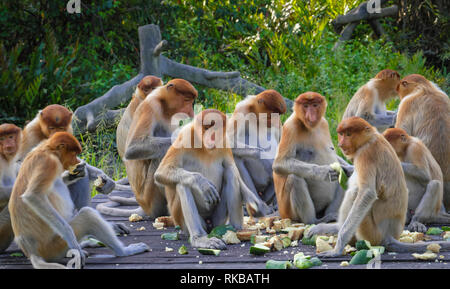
[330,162,348,190]
[441,226,450,231]
[282,237,291,248]
[265,260,293,269]
[294,258,314,269]
[198,248,221,256]
[310,257,323,267]
[349,249,373,265]
[426,227,444,235]
[178,245,188,255]
[88,237,105,247]
[355,240,371,250]
[175,225,181,230]
[301,235,317,246]
[249,244,271,255]
[10,252,23,257]
[161,232,179,240]
[208,224,236,239]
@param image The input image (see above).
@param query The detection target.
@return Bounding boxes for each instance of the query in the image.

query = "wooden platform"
[1,192,449,269]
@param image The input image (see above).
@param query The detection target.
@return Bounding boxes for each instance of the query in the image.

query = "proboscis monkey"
[383,128,450,232]
[117,75,163,159]
[154,109,269,249]
[306,117,450,257]
[395,74,450,210]
[18,104,129,234]
[273,92,352,224]
[342,69,400,132]
[227,90,287,208]
[0,124,21,252]
[8,132,149,269]
[97,79,197,218]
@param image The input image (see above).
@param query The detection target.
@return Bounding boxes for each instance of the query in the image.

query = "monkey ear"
[56,144,66,150]
[401,81,408,87]
[401,135,407,142]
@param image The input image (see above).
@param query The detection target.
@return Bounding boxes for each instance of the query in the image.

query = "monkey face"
[396,80,416,99]
[294,92,326,129]
[337,117,373,158]
[48,132,82,170]
[383,128,409,156]
[137,76,163,99]
[0,133,19,156]
[40,105,73,137]
[0,124,21,158]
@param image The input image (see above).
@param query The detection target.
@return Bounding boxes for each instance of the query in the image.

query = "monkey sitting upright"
[8,132,149,269]
[383,128,450,232]
[155,109,269,249]
[395,74,450,211]
[0,124,22,252]
[306,117,450,257]
[273,92,352,224]
[342,69,400,132]
[227,89,287,208]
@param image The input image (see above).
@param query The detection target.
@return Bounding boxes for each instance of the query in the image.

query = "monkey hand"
[407,221,427,233]
[244,193,271,217]
[95,175,115,195]
[189,174,220,209]
[315,165,339,182]
[316,248,342,258]
[341,165,354,177]
[61,163,86,185]
[190,235,227,250]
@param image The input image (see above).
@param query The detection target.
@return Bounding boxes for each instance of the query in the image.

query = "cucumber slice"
[265,260,293,269]
[426,227,444,235]
[355,240,371,250]
[330,162,348,190]
[282,237,291,248]
[250,244,271,255]
[198,248,221,256]
[208,225,236,239]
[161,232,179,240]
[301,234,317,246]
[349,249,373,265]
[178,245,188,255]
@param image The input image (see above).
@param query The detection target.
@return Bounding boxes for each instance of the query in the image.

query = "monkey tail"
[384,235,450,252]
[30,254,67,269]
[95,201,146,217]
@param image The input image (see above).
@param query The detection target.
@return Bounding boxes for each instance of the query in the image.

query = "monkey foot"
[191,236,226,250]
[407,221,427,233]
[122,242,150,256]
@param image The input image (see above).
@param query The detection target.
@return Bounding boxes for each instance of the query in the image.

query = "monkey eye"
[346,132,351,137]
[313,103,318,108]
[401,81,408,86]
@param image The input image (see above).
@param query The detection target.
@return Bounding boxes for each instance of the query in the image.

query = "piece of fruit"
[268,236,283,251]
[340,261,349,267]
[250,244,271,255]
[412,251,437,260]
[310,257,322,267]
[370,246,385,255]
[426,243,441,253]
[152,222,164,229]
[178,245,188,255]
[129,213,143,222]
[155,216,175,227]
[161,232,179,240]
[316,237,333,253]
[250,235,269,244]
[198,248,221,256]
[236,229,259,241]
[222,230,241,244]
[349,249,373,265]
[265,260,293,269]
[208,225,236,239]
